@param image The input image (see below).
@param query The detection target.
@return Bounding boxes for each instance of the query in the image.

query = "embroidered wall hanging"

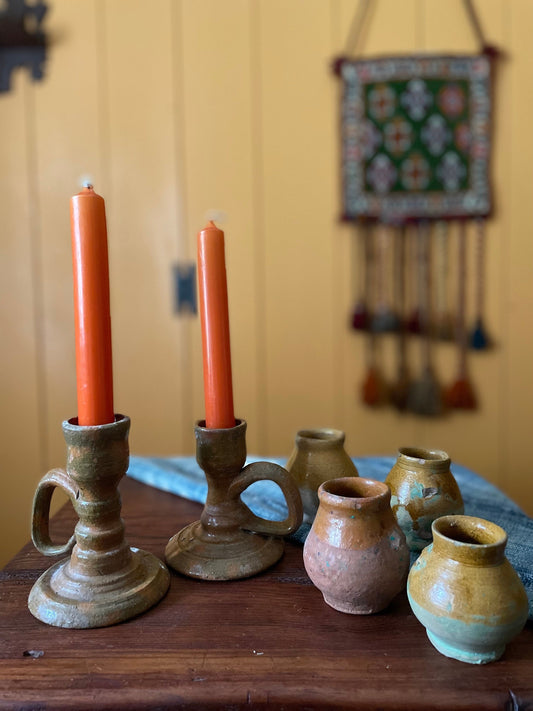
[334,0,497,416]
[337,54,492,223]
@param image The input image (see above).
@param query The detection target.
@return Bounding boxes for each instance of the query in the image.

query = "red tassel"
[351,300,369,330]
[361,367,387,406]
[406,308,421,334]
[445,378,477,410]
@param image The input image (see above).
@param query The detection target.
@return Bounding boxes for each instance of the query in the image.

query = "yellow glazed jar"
[287,428,358,521]
[407,515,528,664]
[385,447,463,550]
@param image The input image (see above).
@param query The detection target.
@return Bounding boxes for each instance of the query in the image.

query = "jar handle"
[31,468,78,557]
[229,461,303,537]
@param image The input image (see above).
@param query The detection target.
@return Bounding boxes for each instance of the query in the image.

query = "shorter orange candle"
[197,221,235,429]
[71,185,114,426]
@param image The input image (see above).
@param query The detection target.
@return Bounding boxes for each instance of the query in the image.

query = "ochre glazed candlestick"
[165,419,303,580]
[29,415,170,628]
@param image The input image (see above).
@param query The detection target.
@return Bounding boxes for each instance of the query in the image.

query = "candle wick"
[82,181,94,190]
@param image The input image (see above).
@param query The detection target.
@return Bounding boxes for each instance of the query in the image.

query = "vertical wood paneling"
[103,0,185,455]
[258,0,339,455]
[0,71,42,567]
[33,0,102,471]
[505,0,533,504]
[179,0,260,450]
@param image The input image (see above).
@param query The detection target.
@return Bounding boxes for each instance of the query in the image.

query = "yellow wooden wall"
[1,0,532,567]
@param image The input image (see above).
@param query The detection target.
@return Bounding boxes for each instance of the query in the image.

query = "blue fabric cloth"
[127,455,533,620]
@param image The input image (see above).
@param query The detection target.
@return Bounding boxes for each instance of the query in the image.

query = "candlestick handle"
[229,461,302,537]
[31,468,78,557]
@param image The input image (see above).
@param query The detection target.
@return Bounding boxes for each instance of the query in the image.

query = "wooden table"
[1,478,531,710]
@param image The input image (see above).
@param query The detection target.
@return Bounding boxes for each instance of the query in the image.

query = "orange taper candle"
[197,221,235,429]
[70,185,114,426]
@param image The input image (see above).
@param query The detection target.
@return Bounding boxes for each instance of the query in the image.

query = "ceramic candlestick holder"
[28,414,170,628]
[165,419,303,580]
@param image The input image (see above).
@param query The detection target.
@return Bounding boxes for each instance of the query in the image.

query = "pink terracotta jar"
[303,477,409,614]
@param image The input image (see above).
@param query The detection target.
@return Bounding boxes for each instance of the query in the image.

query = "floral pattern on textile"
[384,117,413,156]
[338,54,492,220]
[421,114,452,156]
[401,79,433,121]
[437,152,467,192]
[401,154,430,191]
[368,83,396,121]
[367,154,397,194]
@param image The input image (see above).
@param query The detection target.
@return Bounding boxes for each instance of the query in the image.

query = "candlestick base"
[165,420,303,581]
[28,415,170,628]
[28,547,169,629]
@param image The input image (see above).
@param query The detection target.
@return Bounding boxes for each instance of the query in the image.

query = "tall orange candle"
[70,185,114,426]
[197,221,235,429]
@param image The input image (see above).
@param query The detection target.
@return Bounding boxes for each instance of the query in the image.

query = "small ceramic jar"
[286,428,358,521]
[385,447,463,550]
[407,515,529,664]
[303,477,409,614]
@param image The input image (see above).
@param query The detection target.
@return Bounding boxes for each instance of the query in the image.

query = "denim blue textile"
[127,455,533,619]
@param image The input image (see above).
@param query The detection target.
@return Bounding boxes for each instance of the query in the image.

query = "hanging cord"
[351,222,371,330]
[457,221,468,376]
[344,0,490,57]
[470,217,490,349]
[344,0,373,56]
[391,225,410,411]
[435,221,454,341]
[420,222,432,370]
[407,221,442,416]
[445,220,477,409]
[462,0,489,51]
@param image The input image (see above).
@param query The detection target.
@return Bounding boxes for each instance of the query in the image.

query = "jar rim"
[432,515,507,552]
[398,446,450,463]
[319,476,389,508]
[296,427,345,442]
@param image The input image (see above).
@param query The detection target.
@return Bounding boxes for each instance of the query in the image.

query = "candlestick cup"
[28,415,170,628]
[165,419,303,580]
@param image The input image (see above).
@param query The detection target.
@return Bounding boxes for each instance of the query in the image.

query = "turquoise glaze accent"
[386,448,464,552]
[407,590,522,664]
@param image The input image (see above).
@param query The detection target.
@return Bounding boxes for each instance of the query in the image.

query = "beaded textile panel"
[337,54,492,222]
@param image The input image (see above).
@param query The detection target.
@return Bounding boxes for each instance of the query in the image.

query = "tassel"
[470,317,489,350]
[445,377,477,410]
[407,365,443,416]
[361,366,387,406]
[361,334,387,407]
[351,302,369,330]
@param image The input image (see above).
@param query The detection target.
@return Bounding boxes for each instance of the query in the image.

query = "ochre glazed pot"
[407,515,528,664]
[303,477,409,614]
[287,428,358,521]
[385,447,463,550]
